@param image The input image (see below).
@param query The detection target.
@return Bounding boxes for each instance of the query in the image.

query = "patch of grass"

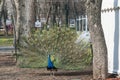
[0,37,13,46]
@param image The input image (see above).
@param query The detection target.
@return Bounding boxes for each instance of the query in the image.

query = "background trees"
[12,0,86,45]
[0,0,8,36]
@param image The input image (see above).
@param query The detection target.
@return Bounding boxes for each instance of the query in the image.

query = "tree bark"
[13,0,20,45]
[19,0,35,37]
[85,0,108,79]
[14,0,35,45]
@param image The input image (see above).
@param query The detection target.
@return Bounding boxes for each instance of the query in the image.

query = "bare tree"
[37,0,85,27]
[85,0,108,79]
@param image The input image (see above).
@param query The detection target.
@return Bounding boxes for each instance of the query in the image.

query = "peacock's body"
[47,54,57,71]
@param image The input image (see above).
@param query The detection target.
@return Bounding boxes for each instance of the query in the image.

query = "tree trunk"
[85,0,108,79]
[13,0,20,45]
[14,0,35,45]
[19,0,35,37]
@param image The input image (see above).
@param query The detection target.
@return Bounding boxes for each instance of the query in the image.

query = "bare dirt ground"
[0,52,119,80]
[0,49,93,80]
[0,52,93,80]
[0,66,93,80]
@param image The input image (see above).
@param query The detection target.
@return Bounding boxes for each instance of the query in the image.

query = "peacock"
[47,54,57,71]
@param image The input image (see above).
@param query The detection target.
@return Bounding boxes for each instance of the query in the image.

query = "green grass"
[0,37,14,46]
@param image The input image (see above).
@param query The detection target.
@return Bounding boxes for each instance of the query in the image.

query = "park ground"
[0,47,119,80]
[0,66,93,80]
[0,50,93,80]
